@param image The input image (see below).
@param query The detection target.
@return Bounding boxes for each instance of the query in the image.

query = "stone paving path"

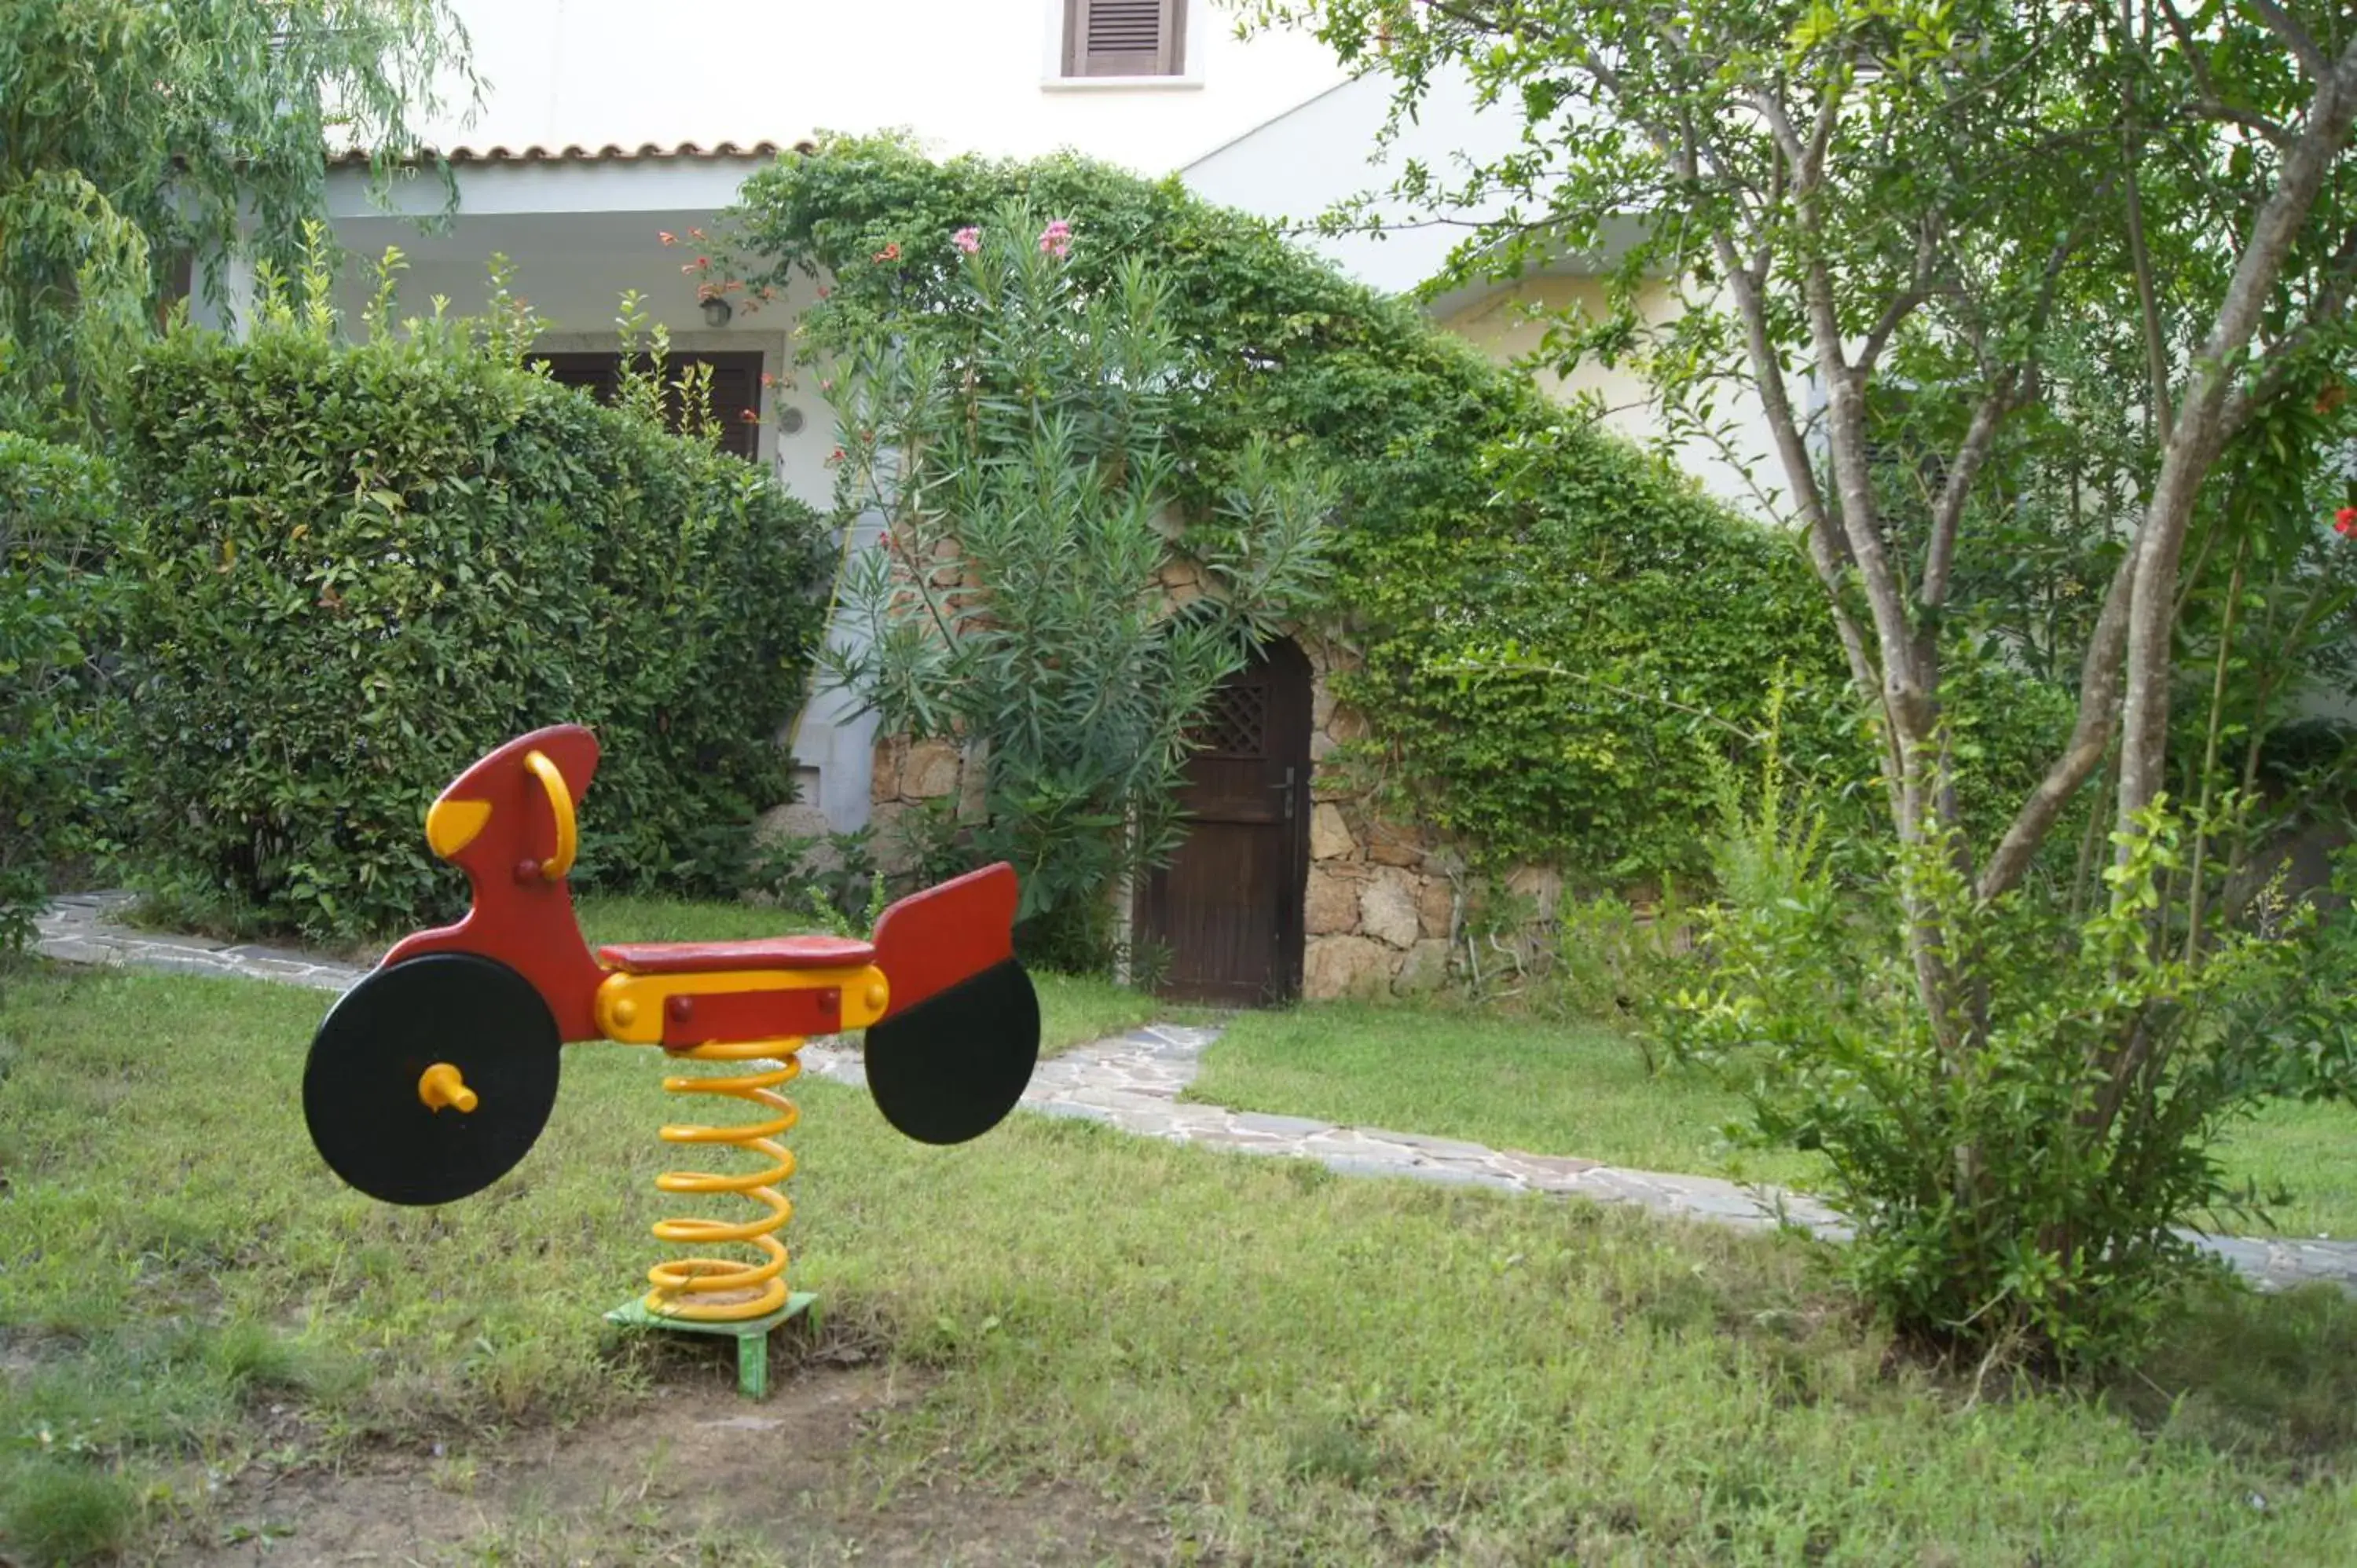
[33,892,2357,1293]
[36,892,365,991]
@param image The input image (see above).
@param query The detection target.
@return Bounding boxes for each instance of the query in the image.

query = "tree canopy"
[0,0,477,430]
[1265,0,2356,883]
[1257,0,2357,1354]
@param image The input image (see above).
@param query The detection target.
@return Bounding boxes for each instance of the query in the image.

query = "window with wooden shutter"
[1064,0,1185,77]
[530,351,764,462]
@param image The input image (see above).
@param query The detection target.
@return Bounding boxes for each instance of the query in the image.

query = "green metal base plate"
[605,1291,817,1399]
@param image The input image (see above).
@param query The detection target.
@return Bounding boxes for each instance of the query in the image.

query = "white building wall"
[1182,65,1522,296]
[422,0,1348,174]
[1183,67,1796,518]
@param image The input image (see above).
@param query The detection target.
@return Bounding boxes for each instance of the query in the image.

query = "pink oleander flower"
[689,227,707,241]
[739,408,760,423]
[657,230,677,246]
[2336,507,2357,538]
[760,372,775,388]
[874,241,901,262]
[952,226,981,255]
[1037,218,1072,258]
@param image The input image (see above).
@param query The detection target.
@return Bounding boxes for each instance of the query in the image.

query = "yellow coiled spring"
[645,1037,801,1321]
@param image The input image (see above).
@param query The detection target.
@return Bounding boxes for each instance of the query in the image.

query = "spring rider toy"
[299,724,1040,1394]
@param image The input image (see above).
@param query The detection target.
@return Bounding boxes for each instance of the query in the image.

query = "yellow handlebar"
[523,749,577,882]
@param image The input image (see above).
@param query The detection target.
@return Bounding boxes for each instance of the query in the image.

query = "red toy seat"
[597,935,878,976]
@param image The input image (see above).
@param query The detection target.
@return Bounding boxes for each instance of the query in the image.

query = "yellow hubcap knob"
[418,1062,479,1114]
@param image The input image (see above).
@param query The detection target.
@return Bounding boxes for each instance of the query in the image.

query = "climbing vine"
[728,137,2062,885]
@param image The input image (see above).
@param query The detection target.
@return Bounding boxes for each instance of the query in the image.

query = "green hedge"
[0,432,123,946]
[114,321,831,941]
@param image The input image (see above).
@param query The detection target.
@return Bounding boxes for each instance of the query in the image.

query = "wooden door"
[1135,638,1312,1005]
[530,350,763,460]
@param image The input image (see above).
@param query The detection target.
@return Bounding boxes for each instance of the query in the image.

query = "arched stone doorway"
[1133,636,1314,1004]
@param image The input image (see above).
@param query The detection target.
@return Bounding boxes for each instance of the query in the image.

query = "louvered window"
[1064,0,1185,77]
[530,351,764,463]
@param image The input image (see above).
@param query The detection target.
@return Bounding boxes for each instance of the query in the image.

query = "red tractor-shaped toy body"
[302,725,1039,1329]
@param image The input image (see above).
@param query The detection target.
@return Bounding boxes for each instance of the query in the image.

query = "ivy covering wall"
[729,137,2062,886]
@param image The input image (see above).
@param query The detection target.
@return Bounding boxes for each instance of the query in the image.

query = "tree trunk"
[2114,47,2357,850]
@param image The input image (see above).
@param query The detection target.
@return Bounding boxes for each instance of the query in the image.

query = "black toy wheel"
[865,958,1041,1146]
[302,954,562,1206]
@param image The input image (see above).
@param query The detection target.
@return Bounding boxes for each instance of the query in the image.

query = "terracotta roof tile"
[329,137,812,169]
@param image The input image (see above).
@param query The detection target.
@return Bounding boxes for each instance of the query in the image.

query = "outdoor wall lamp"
[701,296,733,328]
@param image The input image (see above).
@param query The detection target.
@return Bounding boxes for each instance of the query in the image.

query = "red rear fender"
[870,863,1020,1018]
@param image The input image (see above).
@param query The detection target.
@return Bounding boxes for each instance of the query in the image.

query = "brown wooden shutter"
[527,351,762,463]
[1065,0,1184,77]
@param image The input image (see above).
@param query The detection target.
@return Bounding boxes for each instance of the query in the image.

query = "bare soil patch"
[172,1363,1168,1567]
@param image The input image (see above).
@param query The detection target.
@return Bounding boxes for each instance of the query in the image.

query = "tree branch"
[1746,86,1813,175]
[2245,0,2330,79]
[1978,542,2137,899]
[1919,376,2018,613]
[1857,222,1937,375]
[2154,0,2297,146]
[2218,222,2357,438]
[1802,250,1920,731]
[2116,32,2357,837]
[2120,0,2175,438]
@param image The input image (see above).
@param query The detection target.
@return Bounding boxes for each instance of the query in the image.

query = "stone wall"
[866,734,978,874]
[1300,639,1460,998]
[858,639,1552,1002]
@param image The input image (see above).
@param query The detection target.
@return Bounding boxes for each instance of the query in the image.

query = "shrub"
[728,137,2065,888]
[1662,758,2345,1364]
[112,291,830,942]
[0,431,123,947]
[822,203,1332,968]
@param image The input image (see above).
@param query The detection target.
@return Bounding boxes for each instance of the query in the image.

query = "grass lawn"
[1189,1001,2357,1239]
[5,963,2357,1564]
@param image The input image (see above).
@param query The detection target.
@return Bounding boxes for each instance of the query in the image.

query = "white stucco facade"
[410,0,1349,172]
[1430,273,1797,518]
[1182,65,1523,296]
